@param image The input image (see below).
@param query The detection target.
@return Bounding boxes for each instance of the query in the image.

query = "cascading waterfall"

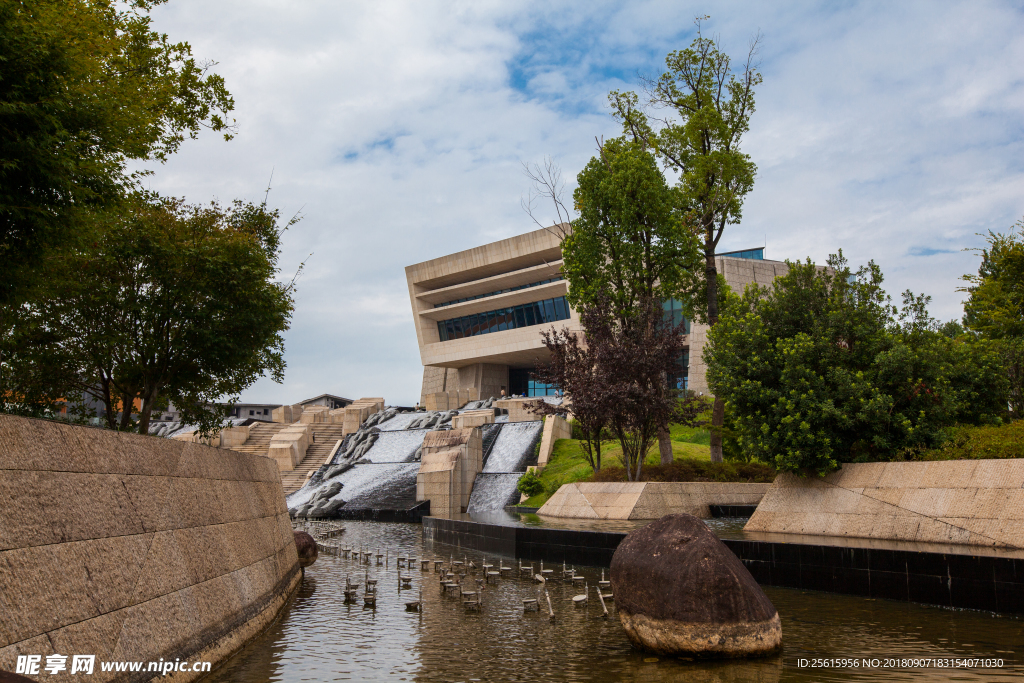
[466,473,524,513]
[483,421,543,473]
[287,406,545,518]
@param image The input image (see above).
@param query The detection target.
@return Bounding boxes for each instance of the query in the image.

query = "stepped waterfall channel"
[286,402,543,519]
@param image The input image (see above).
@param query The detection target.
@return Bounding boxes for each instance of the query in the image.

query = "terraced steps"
[280,424,348,494]
[224,421,353,495]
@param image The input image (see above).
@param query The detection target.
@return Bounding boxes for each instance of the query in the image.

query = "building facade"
[405,226,789,404]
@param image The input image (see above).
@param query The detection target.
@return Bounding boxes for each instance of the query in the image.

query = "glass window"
[524,303,536,327]
[514,305,526,328]
[543,298,556,322]
[554,297,568,320]
[437,321,447,342]
[497,308,508,331]
[452,317,463,339]
[446,320,456,340]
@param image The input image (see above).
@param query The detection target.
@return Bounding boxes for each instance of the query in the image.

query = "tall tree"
[555,137,702,463]
[610,16,762,461]
[0,0,235,304]
[7,193,296,435]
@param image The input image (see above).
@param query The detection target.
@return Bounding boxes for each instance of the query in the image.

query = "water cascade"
[288,407,544,519]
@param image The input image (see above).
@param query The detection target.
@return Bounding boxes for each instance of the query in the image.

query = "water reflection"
[206,522,1021,683]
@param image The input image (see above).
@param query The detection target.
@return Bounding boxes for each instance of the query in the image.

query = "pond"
[206,521,1022,683]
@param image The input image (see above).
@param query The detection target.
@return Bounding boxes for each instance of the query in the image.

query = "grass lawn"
[520,424,716,508]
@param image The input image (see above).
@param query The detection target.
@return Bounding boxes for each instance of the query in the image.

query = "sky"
[141,0,1024,407]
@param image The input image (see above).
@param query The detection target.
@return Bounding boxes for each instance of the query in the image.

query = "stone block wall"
[746,460,1024,548]
[536,415,571,470]
[0,415,300,682]
[451,410,494,430]
[494,398,543,423]
[538,482,770,519]
[417,428,483,515]
[688,257,792,395]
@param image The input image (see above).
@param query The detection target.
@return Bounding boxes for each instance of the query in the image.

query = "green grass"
[520,424,726,508]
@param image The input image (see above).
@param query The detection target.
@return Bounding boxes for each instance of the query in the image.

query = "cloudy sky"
[142,0,1024,406]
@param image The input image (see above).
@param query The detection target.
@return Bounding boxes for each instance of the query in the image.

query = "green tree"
[610,16,761,462]
[961,218,1024,415]
[561,137,701,327]
[4,193,295,435]
[705,254,1008,475]
[557,137,702,463]
[0,0,234,304]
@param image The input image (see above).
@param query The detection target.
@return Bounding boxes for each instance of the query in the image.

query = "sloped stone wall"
[745,460,1024,548]
[0,415,300,682]
[537,482,770,519]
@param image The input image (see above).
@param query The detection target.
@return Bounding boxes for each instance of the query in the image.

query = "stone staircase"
[279,424,348,495]
[224,421,353,495]
[226,421,291,458]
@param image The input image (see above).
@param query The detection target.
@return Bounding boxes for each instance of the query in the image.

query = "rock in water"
[610,513,781,658]
[293,530,319,568]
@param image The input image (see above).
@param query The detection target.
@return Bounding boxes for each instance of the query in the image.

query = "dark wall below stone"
[421,516,1024,615]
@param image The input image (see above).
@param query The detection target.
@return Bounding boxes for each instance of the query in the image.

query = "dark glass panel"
[524,303,536,326]
[543,298,556,322]
[437,321,447,342]
[515,305,526,328]
[554,297,568,320]
[498,308,508,331]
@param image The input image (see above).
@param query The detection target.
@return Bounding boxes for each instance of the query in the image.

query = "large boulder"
[610,513,781,658]
[293,530,318,568]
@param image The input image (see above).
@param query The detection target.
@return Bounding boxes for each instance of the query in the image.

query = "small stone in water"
[643,657,659,663]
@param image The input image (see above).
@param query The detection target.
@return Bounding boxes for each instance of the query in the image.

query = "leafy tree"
[0,0,234,304]
[961,219,1024,339]
[532,295,702,481]
[705,254,1008,475]
[561,137,701,327]
[553,137,701,463]
[3,193,295,435]
[610,16,762,462]
[529,301,616,473]
[961,219,1024,417]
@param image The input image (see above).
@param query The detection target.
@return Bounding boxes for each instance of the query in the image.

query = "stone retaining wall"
[538,482,770,519]
[0,415,300,682]
[745,460,1024,549]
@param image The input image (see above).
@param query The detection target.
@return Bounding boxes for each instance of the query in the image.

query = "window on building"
[433,276,565,308]
[436,296,572,342]
[249,410,254,415]
[661,298,691,334]
[719,247,764,260]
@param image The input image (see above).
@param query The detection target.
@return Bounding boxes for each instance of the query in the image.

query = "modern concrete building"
[405,226,790,404]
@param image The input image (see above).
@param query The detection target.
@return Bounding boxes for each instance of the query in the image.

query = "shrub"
[516,471,545,498]
[904,421,1024,461]
[590,458,776,483]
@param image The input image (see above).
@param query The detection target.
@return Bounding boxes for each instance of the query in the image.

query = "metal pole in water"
[596,584,609,619]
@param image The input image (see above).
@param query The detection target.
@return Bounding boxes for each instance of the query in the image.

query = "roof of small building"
[299,394,354,406]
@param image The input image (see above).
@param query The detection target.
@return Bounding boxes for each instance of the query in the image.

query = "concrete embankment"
[0,415,300,682]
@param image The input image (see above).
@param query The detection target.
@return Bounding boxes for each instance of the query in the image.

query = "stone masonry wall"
[746,460,1024,548]
[688,257,791,394]
[0,415,300,682]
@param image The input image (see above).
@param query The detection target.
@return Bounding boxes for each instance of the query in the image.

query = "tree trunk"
[117,392,134,431]
[658,424,673,464]
[709,396,725,463]
[705,235,725,462]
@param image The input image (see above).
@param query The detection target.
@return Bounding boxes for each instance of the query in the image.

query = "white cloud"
[140,0,1024,405]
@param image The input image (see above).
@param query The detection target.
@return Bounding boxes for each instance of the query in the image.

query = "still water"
[207,522,1022,683]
